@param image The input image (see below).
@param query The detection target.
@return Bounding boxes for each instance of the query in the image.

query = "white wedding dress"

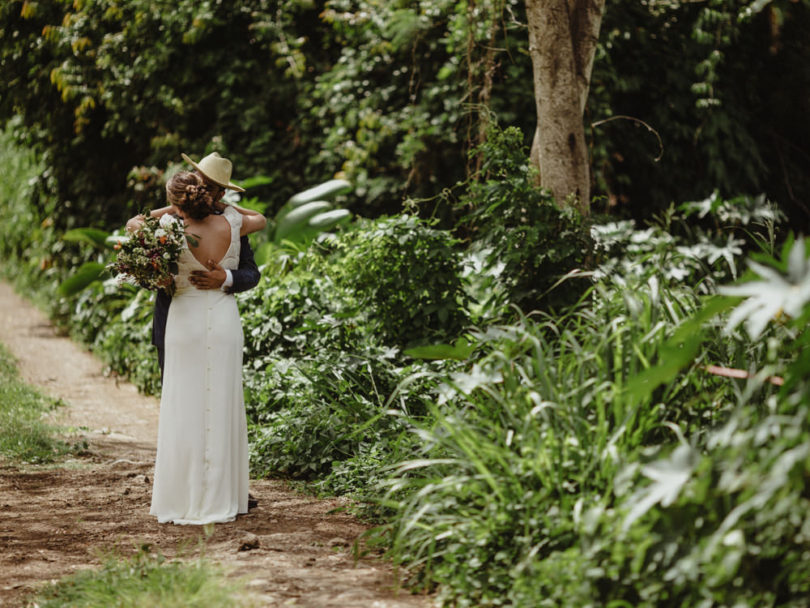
[150,206,249,525]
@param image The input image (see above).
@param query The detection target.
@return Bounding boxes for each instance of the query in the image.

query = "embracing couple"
[126,152,265,525]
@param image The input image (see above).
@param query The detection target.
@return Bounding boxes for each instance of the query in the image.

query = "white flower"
[154,228,167,239]
[159,214,177,228]
[719,238,810,338]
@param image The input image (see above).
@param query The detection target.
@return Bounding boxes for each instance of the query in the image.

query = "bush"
[240,216,468,486]
[459,125,595,315]
[378,282,721,605]
[337,215,469,347]
[248,348,413,479]
[376,204,792,606]
[574,400,810,607]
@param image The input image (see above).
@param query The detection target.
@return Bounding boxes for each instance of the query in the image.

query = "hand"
[125,214,145,233]
[190,260,227,290]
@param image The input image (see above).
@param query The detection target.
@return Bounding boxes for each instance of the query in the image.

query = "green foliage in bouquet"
[107,214,190,295]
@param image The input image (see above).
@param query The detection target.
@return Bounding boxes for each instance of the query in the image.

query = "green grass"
[0,341,77,463]
[29,546,255,608]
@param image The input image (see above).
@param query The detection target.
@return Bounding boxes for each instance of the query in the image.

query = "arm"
[148,205,177,219]
[231,205,266,235]
[125,206,177,232]
[125,215,145,233]
[213,200,266,236]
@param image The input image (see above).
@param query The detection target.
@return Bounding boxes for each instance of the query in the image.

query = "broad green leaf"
[279,227,321,246]
[720,237,810,338]
[234,196,268,214]
[58,262,107,296]
[404,337,475,361]
[274,201,332,243]
[286,179,351,207]
[63,227,112,250]
[307,209,351,230]
[623,444,697,531]
[254,242,276,266]
[625,296,735,402]
[238,175,274,189]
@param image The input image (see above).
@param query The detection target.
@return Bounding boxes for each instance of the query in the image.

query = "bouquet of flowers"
[108,214,188,294]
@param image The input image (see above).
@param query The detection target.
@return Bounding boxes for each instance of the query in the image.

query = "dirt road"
[0,281,427,607]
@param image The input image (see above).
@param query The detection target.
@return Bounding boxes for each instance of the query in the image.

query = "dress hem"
[151,510,246,526]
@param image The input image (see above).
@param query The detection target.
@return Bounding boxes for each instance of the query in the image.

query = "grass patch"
[0,341,79,463]
[28,545,255,608]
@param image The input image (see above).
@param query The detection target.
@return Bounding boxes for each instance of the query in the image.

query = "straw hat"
[181,152,245,192]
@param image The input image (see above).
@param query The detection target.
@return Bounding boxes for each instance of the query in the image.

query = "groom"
[152,152,261,374]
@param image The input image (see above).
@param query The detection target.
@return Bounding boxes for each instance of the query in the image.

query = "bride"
[131,168,265,525]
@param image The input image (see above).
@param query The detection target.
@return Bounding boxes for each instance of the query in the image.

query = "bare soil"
[0,282,428,608]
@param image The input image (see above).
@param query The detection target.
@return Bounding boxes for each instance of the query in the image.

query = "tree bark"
[526,0,605,215]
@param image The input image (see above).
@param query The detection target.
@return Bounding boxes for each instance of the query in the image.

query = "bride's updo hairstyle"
[166,171,216,220]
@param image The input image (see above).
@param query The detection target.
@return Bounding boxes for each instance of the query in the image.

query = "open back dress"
[150,205,249,524]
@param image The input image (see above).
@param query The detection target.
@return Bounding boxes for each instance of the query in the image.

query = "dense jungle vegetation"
[2,0,810,606]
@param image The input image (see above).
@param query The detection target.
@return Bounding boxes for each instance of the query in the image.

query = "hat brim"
[181,153,246,192]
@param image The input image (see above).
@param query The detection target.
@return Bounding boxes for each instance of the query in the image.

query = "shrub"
[377,230,805,608]
[241,218,468,486]
[378,281,722,605]
[337,215,469,347]
[459,125,595,315]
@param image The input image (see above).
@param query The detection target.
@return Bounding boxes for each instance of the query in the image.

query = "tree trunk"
[526,0,605,215]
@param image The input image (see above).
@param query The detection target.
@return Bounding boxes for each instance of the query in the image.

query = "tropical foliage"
[2,1,809,605]
[1,0,808,225]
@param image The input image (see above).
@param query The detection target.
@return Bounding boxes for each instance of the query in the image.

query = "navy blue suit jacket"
[151,234,260,353]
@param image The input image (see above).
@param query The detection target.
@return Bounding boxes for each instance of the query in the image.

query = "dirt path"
[0,282,428,608]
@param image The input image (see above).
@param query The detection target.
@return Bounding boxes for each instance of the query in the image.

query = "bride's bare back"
[184,214,232,267]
